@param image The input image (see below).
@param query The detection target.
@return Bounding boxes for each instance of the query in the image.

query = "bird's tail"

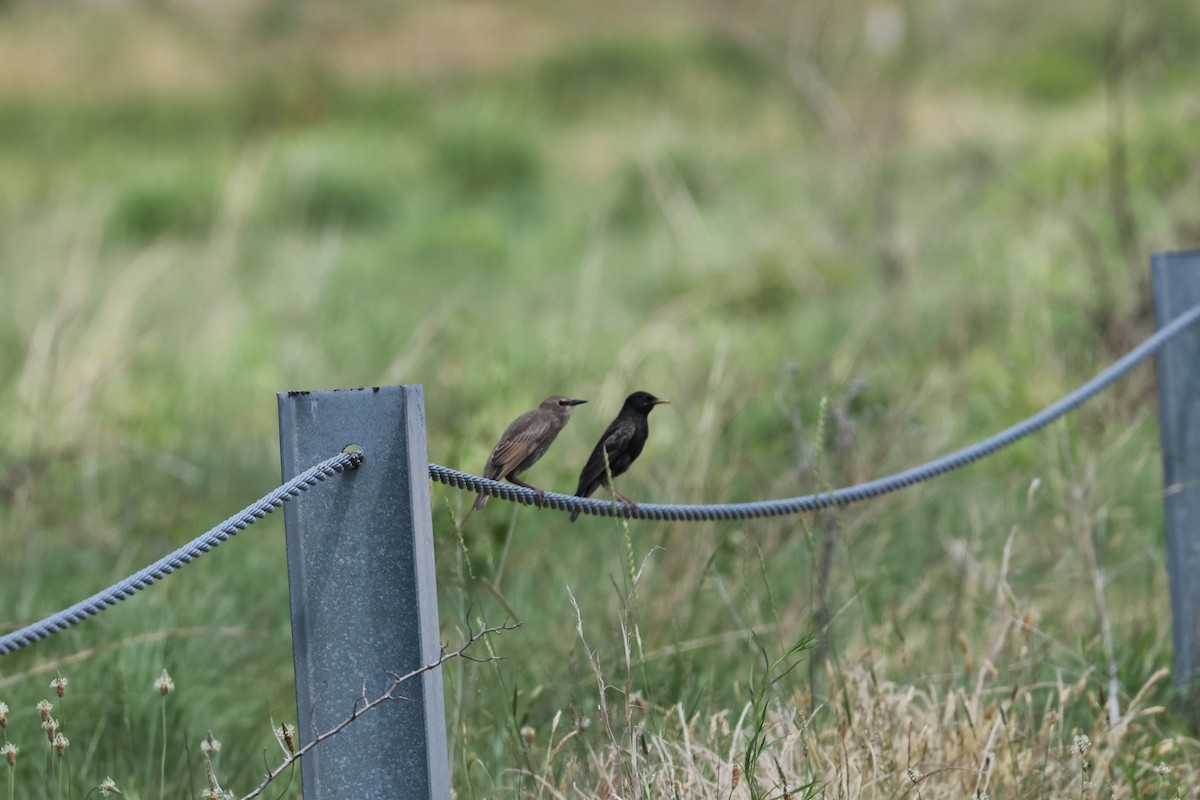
[472,492,488,511]
[569,486,591,523]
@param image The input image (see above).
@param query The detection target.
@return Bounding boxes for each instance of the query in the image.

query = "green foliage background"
[1,0,1198,796]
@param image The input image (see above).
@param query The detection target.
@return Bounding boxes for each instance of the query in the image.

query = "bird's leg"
[612,489,637,509]
[507,476,546,505]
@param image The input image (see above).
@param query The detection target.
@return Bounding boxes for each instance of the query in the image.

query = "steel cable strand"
[431,302,1200,520]
[0,450,362,656]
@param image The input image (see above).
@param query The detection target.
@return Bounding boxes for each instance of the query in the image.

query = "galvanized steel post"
[1152,250,1200,697]
[278,385,448,798]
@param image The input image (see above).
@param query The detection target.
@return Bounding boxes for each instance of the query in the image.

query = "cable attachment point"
[342,443,365,468]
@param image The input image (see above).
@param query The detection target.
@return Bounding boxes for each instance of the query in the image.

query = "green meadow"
[2,1,1199,796]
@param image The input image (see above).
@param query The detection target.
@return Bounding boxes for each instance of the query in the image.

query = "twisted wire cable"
[6,305,1197,655]
[0,450,363,656]
[432,303,1200,521]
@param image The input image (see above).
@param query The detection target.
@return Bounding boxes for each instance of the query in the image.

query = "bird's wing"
[486,411,554,478]
[575,419,634,497]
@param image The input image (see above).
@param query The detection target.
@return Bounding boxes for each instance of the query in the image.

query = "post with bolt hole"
[1152,250,1200,704]
[278,385,448,798]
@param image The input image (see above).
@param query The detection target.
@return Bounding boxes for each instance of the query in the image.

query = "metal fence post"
[277,385,448,798]
[1152,250,1200,696]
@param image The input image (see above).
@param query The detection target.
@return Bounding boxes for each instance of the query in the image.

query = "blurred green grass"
[1,0,1199,796]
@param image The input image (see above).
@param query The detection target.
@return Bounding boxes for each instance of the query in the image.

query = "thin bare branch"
[239,622,519,800]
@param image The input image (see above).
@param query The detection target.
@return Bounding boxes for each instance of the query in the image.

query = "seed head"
[36,699,52,721]
[1,742,17,766]
[201,730,222,756]
[52,732,69,757]
[0,701,8,728]
[280,723,296,754]
[41,716,59,741]
[51,674,68,698]
[520,725,535,747]
[98,777,122,796]
[154,669,174,696]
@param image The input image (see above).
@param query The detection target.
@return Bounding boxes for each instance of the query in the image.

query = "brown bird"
[570,391,668,522]
[472,395,588,511]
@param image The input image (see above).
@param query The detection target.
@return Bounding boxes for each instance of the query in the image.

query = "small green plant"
[742,633,818,800]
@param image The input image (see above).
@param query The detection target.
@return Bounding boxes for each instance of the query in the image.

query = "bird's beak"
[568,399,588,406]
[653,399,670,405]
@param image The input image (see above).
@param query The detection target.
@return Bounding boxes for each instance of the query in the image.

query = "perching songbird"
[570,391,668,522]
[472,395,588,511]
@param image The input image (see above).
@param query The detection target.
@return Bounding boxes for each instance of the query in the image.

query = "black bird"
[472,395,588,511]
[570,391,669,522]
